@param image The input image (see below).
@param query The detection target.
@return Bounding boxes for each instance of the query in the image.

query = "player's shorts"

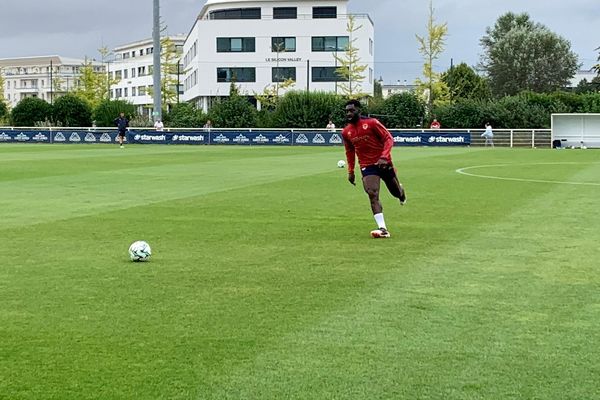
[117,130,127,137]
[360,164,397,180]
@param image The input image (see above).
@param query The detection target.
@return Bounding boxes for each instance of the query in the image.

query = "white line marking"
[456,162,600,187]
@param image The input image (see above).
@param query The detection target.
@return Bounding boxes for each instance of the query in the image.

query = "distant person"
[154,119,164,131]
[430,118,441,129]
[203,120,213,131]
[113,112,129,148]
[326,120,336,132]
[482,122,494,147]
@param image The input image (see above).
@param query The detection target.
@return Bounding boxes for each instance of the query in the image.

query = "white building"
[0,55,101,108]
[570,68,598,87]
[110,35,186,117]
[181,0,375,111]
[380,80,417,99]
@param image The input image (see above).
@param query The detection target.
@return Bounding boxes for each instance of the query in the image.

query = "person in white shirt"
[481,122,494,147]
[154,119,164,132]
[326,120,336,132]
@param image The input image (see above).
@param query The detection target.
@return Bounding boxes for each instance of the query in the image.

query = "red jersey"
[342,117,394,173]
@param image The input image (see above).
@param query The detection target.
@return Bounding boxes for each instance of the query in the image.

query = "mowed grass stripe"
[196,162,600,400]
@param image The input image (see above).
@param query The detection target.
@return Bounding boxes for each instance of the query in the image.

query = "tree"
[145,35,183,111]
[594,46,600,75]
[0,100,8,122]
[207,83,258,128]
[11,97,53,126]
[52,94,92,127]
[255,78,295,111]
[333,15,368,98]
[93,99,136,127]
[375,93,426,129]
[164,102,206,128]
[415,1,449,112]
[480,12,579,96]
[442,63,491,101]
[73,59,118,109]
[272,91,347,128]
[0,68,5,101]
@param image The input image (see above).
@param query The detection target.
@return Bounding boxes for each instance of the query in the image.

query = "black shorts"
[360,164,397,179]
[117,130,126,137]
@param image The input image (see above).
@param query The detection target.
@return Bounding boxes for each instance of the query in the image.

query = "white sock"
[374,213,386,229]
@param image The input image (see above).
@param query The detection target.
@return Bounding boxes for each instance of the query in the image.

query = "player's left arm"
[373,120,394,168]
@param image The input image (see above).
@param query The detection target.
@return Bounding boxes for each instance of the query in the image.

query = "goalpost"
[551,113,600,148]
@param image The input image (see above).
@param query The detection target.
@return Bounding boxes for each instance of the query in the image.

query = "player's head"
[345,99,362,123]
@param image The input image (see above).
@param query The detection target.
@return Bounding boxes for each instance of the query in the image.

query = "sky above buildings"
[0,0,597,83]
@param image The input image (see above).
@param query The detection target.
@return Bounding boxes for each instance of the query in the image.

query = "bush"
[208,95,257,128]
[11,97,53,126]
[0,100,8,123]
[272,91,347,128]
[375,93,426,128]
[164,103,206,128]
[93,100,137,128]
[52,94,92,127]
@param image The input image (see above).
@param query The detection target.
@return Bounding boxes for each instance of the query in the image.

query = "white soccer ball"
[582,146,587,150]
[337,160,346,168]
[128,240,152,262]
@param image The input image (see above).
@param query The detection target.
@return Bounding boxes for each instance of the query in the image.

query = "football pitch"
[1,144,599,399]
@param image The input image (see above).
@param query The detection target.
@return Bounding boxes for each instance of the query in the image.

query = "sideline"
[455,162,600,187]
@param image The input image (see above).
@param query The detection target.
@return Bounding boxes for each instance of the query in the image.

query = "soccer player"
[113,112,129,148]
[342,99,406,238]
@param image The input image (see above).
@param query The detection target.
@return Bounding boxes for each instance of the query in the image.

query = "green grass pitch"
[1,144,599,399]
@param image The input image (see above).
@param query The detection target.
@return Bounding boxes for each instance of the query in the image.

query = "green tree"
[333,15,368,98]
[480,12,579,96]
[52,94,92,127]
[93,99,136,127]
[272,91,347,128]
[594,46,600,75]
[442,63,491,101]
[415,0,450,112]
[0,68,5,101]
[255,78,296,111]
[73,60,118,108]
[0,100,8,122]
[164,102,206,128]
[207,83,258,128]
[375,93,426,129]
[11,97,53,126]
[145,35,183,110]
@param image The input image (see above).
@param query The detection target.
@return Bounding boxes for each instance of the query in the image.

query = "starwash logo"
[295,134,308,144]
[394,136,421,143]
[212,134,230,143]
[431,135,466,143]
[329,134,342,144]
[69,132,81,142]
[137,134,165,141]
[252,134,269,143]
[15,133,30,141]
[273,134,290,143]
[85,133,96,142]
[173,134,205,142]
[33,133,49,141]
[233,134,249,143]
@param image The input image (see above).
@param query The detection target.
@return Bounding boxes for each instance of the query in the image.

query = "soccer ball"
[582,146,587,150]
[337,160,346,168]
[128,240,152,262]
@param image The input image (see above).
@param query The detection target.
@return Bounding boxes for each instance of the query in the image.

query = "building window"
[115,88,122,98]
[273,7,297,19]
[272,67,296,82]
[217,37,256,52]
[140,49,144,56]
[138,66,146,76]
[369,68,373,83]
[312,67,347,82]
[138,86,146,96]
[217,67,256,82]
[123,52,130,59]
[132,87,136,96]
[312,36,349,52]
[131,51,136,58]
[209,8,261,20]
[271,37,296,52]
[131,68,136,78]
[147,47,153,54]
[148,65,153,75]
[124,69,128,79]
[124,88,128,97]
[115,70,122,79]
[313,6,337,19]
[369,38,373,55]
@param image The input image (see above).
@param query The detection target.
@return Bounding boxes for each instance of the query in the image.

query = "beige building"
[0,55,102,108]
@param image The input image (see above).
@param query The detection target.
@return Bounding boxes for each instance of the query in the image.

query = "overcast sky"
[0,0,597,83]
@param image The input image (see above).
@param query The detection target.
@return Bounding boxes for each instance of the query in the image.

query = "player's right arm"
[342,130,356,185]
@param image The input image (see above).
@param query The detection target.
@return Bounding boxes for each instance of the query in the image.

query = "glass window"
[217,67,256,82]
[217,37,255,52]
[313,6,336,18]
[124,69,128,79]
[312,36,349,51]
[273,7,297,19]
[312,67,347,82]
[210,8,261,19]
[271,37,296,52]
[131,68,136,78]
[272,67,296,82]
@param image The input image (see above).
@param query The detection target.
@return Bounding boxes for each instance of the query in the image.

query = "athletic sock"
[374,213,386,229]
